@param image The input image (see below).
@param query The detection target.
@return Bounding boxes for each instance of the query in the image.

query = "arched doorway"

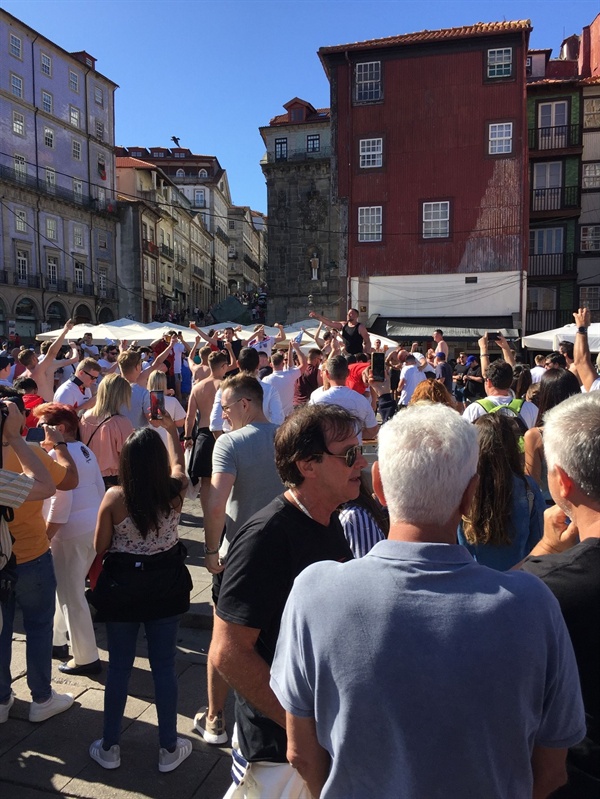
[15,297,38,342]
[74,303,93,325]
[98,306,114,324]
[46,301,68,330]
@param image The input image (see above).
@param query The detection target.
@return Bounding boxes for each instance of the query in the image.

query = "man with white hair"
[270,403,585,799]
[520,391,600,797]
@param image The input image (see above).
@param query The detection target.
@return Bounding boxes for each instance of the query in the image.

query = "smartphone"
[26,426,46,444]
[371,352,386,382]
[487,332,500,342]
[149,390,165,420]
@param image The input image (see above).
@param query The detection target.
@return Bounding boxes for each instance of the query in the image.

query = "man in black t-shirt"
[462,354,486,403]
[520,392,600,797]
[211,405,361,797]
[434,352,453,393]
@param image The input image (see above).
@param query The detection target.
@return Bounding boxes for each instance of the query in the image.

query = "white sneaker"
[29,689,74,722]
[158,736,192,773]
[0,692,14,724]
[89,739,121,769]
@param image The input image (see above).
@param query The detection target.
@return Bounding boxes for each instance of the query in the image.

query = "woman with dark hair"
[511,364,532,400]
[524,368,581,503]
[34,402,104,674]
[458,413,544,570]
[89,414,192,773]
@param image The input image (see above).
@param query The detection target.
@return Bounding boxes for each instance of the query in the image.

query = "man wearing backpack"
[462,360,538,430]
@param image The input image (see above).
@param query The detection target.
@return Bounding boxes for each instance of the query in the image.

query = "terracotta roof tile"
[580,76,600,85]
[269,108,330,126]
[116,156,156,169]
[319,20,531,56]
[527,77,580,87]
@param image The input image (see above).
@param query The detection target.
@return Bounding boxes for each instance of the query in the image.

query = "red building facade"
[319,21,532,332]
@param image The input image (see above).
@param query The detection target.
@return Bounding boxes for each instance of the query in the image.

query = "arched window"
[198,169,208,178]
[176,168,185,178]
[46,301,67,328]
[74,303,93,324]
[98,306,114,323]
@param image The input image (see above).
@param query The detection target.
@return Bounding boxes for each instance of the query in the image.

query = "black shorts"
[390,370,400,391]
[189,427,215,481]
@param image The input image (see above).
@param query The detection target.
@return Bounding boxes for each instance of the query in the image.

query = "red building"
[319,21,532,340]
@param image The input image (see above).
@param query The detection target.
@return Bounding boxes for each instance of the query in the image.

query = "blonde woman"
[80,375,134,489]
[146,371,186,449]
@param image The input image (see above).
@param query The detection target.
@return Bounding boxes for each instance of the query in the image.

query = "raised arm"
[189,321,219,346]
[573,307,598,392]
[184,386,200,446]
[188,336,201,372]
[274,322,286,344]
[290,340,308,373]
[496,332,516,367]
[308,311,342,331]
[2,402,55,501]
[359,324,372,355]
[477,334,490,376]
[42,320,74,372]
[137,338,174,386]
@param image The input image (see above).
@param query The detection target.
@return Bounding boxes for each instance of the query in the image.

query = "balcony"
[0,269,8,284]
[173,278,183,291]
[528,252,575,277]
[160,244,174,260]
[0,164,117,216]
[261,146,332,164]
[73,283,96,296]
[46,278,69,292]
[98,287,117,300]
[175,254,188,268]
[143,238,159,257]
[192,265,205,279]
[530,186,579,213]
[13,273,41,288]
[528,124,581,152]
[526,308,574,334]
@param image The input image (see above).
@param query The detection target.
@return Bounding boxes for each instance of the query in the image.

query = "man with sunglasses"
[53,358,101,411]
[211,404,361,799]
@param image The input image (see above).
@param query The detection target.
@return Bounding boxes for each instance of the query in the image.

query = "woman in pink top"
[79,375,133,489]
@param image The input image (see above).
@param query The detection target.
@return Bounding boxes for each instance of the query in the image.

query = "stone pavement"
[0,497,235,799]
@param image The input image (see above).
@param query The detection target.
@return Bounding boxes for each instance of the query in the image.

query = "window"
[14,154,26,181]
[582,163,600,190]
[16,249,28,281]
[94,86,103,106]
[526,56,532,77]
[42,91,53,114]
[290,108,304,122]
[97,187,106,209]
[74,262,84,288]
[10,34,22,59]
[45,168,56,193]
[487,48,512,78]
[488,123,513,154]
[12,111,25,136]
[46,217,57,240]
[581,226,600,252]
[97,156,106,180]
[176,168,185,178]
[41,53,52,76]
[538,101,568,149]
[194,189,205,207]
[358,206,382,242]
[70,106,80,127]
[422,201,450,239]
[11,74,23,98]
[584,98,600,129]
[143,258,149,282]
[530,227,563,254]
[307,134,320,153]
[275,138,287,161]
[527,286,556,311]
[98,231,107,249]
[44,127,54,148]
[98,269,107,290]
[359,138,383,168]
[15,209,27,233]
[229,220,235,229]
[74,225,83,247]
[580,286,600,311]
[73,179,83,202]
[69,70,79,92]
[355,61,382,102]
[72,140,81,160]
[47,255,58,285]
[150,261,156,283]
[198,168,208,177]
[95,119,104,140]
[532,162,562,211]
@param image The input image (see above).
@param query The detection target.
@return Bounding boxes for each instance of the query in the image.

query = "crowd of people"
[0,306,598,797]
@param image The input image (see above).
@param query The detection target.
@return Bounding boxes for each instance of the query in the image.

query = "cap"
[435,352,446,360]
[0,355,12,371]
[465,356,478,366]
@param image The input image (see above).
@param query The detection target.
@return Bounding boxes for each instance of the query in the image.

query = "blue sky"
[5,0,599,213]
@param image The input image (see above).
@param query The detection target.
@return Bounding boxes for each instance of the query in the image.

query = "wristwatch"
[577,326,588,334]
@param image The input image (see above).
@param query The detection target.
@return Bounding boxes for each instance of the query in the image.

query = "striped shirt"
[0,468,34,569]
[338,505,385,559]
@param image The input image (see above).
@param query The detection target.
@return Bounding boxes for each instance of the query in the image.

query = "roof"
[527,48,552,55]
[269,108,330,125]
[319,20,531,57]
[115,156,156,170]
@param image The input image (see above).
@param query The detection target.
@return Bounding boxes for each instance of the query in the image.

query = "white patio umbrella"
[522,323,600,352]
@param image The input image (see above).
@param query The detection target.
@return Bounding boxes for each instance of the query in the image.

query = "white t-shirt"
[170,341,186,374]
[262,367,302,417]
[589,378,600,392]
[462,395,539,429]
[53,379,91,409]
[309,385,377,442]
[81,343,99,358]
[155,395,186,449]
[249,337,274,357]
[209,379,284,432]
[398,364,426,406]
[530,366,546,384]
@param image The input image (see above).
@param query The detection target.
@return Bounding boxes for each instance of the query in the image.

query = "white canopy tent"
[522,323,600,352]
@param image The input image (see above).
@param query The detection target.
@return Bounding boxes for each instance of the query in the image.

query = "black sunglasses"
[321,444,363,468]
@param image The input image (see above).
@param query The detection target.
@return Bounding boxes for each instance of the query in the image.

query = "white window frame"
[14,154,26,181]
[69,70,79,92]
[581,225,600,252]
[16,249,28,280]
[422,201,450,239]
[69,106,80,128]
[194,189,205,207]
[98,268,107,290]
[358,206,382,242]
[94,86,104,106]
[98,231,107,250]
[45,167,56,193]
[580,286,600,311]
[95,119,104,140]
[582,162,600,190]
[307,134,320,153]
[72,139,81,161]
[12,111,25,136]
[46,217,57,241]
[41,52,52,76]
[355,61,382,102]
[583,97,600,130]
[41,90,53,114]
[529,227,564,255]
[73,225,84,248]
[488,123,513,154]
[198,168,208,177]
[359,138,383,168]
[74,262,84,289]
[10,34,22,59]
[176,168,185,178]
[527,286,556,312]
[15,209,27,233]
[11,73,23,98]
[44,127,54,148]
[73,179,83,202]
[46,255,58,285]
[487,48,512,79]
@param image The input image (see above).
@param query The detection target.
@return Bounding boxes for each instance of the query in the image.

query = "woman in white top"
[147,371,186,450]
[35,402,105,675]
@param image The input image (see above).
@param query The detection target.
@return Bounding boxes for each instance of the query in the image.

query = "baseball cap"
[435,352,446,360]
[465,356,477,366]
[0,356,13,371]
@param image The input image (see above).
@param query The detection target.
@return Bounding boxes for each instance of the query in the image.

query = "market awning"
[369,316,519,341]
